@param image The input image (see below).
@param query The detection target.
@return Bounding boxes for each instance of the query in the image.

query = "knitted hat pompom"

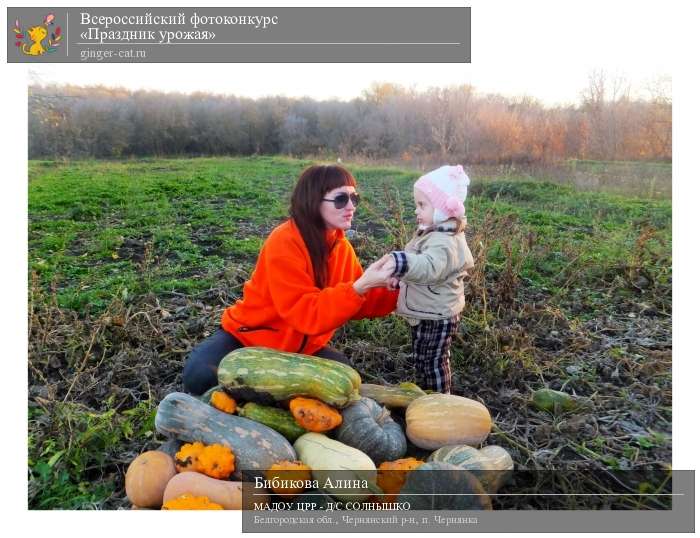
[414,165,470,224]
[445,197,464,217]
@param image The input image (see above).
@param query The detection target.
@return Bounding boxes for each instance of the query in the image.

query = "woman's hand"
[353,254,395,295]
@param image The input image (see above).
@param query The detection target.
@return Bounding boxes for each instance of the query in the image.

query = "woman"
[183,164,398,395]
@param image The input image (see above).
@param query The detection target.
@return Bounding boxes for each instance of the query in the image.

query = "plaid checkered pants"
[410,315,460,393]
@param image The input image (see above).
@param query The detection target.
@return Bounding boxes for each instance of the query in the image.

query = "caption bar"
[240,469,694,533]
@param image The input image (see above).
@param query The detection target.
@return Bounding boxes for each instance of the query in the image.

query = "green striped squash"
[217,347,361,407]
[427,444,514,493]
[427,445,486,467]
[237,402,307,442]
[531,388,579,413]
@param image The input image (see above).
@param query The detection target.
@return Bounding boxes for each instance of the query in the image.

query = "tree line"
[29,72,671,163]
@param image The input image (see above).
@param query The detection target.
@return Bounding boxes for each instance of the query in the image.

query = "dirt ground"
[28,263,671,509]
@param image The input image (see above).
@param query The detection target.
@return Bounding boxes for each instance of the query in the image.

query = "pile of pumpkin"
[125,347,514,510]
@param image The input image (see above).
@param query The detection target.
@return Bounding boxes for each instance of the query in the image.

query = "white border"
[2,2,693,537]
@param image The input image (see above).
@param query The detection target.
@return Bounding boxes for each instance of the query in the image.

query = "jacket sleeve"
[264,248,367,337]
[352,287,399,318]
[392,239,460,285]
[464,242,475,271]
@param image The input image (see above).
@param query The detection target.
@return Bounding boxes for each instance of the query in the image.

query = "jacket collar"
[418,216,465,236]
[326,228,344,246]
[288,218,344,247]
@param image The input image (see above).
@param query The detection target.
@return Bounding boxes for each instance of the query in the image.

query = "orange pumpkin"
[162,494,224,510]
[125,450,177,508]
[175,442,236,479]
[197,444,236,479]
[289,397,342,432]
[210,390,237,414]
[265,460,313,498]
[174,442,205,473]
[376,457,424,503]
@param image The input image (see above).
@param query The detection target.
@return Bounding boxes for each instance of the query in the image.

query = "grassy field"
[28,156,672,509]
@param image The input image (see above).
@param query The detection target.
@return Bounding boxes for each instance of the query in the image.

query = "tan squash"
[293,433,378,501]
[163,471,267,510]
[405,394,492,450]
[125,450,177,508]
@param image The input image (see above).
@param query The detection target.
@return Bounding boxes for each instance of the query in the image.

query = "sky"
[25,0,674,106]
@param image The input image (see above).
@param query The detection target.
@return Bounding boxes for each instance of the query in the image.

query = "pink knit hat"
[414,165,470,224]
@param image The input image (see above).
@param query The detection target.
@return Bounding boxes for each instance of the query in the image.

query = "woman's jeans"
[182,328,351,395]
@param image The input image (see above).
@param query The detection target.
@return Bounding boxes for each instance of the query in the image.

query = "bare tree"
[27,79,671,164]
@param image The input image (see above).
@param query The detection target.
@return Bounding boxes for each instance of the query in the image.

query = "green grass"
[28,155,672,348]
[29,155,672,346]
[28,400,156,509]
[28,156,672,508]
[568,158,671,170]
[466,180,670,300]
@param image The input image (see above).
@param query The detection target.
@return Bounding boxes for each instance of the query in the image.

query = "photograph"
[5,0,694,533]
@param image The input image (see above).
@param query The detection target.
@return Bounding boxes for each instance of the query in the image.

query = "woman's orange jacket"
[221,219,398,354]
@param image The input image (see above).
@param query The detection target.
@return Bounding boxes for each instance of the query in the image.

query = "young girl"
[389,165,474,393]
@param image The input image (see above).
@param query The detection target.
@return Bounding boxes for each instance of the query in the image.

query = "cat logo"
[13,13,62,56]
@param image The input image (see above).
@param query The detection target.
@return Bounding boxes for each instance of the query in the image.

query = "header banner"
[7,6,471,63]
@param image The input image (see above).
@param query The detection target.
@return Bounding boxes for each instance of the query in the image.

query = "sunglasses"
[322,192,360,209]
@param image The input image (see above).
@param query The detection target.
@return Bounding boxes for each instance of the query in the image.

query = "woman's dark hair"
[290,164,357,288]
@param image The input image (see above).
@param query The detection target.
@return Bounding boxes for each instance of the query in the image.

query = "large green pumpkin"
[334,397,407,464]
[217,347,361,407]
[397,461,492,510]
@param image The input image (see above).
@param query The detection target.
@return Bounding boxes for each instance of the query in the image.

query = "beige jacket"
[392,221,474,322]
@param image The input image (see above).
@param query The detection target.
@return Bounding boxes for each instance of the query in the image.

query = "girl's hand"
[353,255,395,295]
[387,277,400,290]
